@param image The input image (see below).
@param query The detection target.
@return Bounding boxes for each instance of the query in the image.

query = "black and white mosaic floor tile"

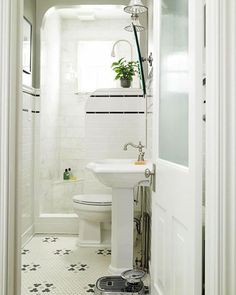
[42,237,58,243]
[66,262,89,273]
[95,249,111,256]
[27,282,56,294]
[53,249,72,256]
[84,283,95,293]
[22,263,41,273]
[22,249,30,255]
[21,235,149,295]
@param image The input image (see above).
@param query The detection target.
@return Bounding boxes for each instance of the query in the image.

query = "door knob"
[144,164,156,192]
[145,168,154,178]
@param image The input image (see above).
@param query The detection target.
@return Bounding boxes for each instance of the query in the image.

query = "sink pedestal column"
[109,188,134,274]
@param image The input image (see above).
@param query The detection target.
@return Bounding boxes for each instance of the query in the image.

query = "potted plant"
[111,58,138,88]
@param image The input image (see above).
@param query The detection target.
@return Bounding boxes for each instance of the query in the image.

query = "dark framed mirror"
[23,16,32,74]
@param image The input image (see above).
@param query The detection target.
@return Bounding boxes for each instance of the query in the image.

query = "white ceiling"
[57,5,130,21]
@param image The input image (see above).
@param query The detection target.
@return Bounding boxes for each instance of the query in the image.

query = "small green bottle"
[63,169,70,180]
[68,168,73,179]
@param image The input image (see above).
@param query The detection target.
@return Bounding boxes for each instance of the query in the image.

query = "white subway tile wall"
[21,89,38,244]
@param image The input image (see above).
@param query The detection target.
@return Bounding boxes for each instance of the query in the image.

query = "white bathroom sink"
[87,159,152,188]
[86,158,152,274]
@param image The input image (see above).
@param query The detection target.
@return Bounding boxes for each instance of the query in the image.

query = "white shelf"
[53,179,84,185]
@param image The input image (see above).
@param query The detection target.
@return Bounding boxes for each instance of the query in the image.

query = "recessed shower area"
[21,2,152,294]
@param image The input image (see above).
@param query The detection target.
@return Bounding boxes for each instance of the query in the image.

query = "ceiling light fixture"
[124,0,148,15]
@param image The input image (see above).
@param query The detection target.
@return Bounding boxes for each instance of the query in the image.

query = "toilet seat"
[73,194,112,206]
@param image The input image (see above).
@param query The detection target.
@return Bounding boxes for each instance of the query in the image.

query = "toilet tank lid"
[73,194,112,205]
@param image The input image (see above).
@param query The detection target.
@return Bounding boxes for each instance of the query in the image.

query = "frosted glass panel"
[159,0,189,166]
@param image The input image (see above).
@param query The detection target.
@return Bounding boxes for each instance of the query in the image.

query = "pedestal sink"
[86,159,152,274]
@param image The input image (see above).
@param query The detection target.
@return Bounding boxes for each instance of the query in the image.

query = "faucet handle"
[138,151,145,162]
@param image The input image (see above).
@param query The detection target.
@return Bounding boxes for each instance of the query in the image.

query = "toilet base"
[78,219,111,248]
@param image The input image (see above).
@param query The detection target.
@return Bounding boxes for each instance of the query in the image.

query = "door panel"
[151,0,203,294]
[172,217,188,295]
[156,205,167,291]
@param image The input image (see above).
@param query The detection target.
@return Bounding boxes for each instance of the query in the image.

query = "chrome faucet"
[123,141,145,162]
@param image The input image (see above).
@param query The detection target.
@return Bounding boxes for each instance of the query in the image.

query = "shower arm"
[111,39,133,61]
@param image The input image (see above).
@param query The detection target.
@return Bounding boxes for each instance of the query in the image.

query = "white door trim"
[0,2,11,294]
[0,0,22,294]
[218,0,236,294]
[206,0,236,295]
[205,0,221,294]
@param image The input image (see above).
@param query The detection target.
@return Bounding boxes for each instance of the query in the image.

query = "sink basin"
[87,159,152,188]
[86,158,152,274]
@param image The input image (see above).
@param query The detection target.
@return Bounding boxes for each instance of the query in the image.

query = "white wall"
[58,14,139,188]
[21,88,39,245]
[84,93,146,195]
[38,11,61,214]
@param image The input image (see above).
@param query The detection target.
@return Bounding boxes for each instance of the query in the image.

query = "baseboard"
[34,214,78,234]
[21,224,34,247]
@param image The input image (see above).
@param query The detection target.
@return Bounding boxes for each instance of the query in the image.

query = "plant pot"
[120,78,131,88]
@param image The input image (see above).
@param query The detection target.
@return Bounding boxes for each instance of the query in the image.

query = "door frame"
[205,0,236,294]
[0,0,22,295]
[0,0,235,295]
[205,0,221,293]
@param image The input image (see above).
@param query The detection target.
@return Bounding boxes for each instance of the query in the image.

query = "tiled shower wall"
[57,15,140,185]
[37,91,146,216]
[21,87,40,244]
[84,93,146,195]
[38,12,61,215]
[31,11,149,234]
[37,12,146,217]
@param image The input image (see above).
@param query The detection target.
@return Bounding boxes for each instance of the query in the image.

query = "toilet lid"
[73,194,112,206]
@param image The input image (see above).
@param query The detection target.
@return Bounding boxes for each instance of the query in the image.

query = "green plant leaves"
[111,58,138,81]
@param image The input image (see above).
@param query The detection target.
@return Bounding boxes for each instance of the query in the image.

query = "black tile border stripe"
[86,111,145,114]
[23,90,40,97]
[22,109,40,113]
[90,94,144,98]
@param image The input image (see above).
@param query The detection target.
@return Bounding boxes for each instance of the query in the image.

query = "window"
[77,41,116,92]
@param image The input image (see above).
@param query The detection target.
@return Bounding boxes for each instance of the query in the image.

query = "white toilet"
[73,194,112,247]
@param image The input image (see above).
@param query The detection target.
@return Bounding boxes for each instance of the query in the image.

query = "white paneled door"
[151,0,203,294]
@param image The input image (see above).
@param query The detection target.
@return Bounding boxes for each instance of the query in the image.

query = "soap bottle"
[68,168,73,179]
[63,169,70,180]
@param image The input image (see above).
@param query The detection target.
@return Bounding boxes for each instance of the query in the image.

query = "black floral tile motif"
[95,248,111,256]
[66,262,89,273]
[22,263,41,273]
[53,249,72,256]
[42,237,58,243]
[27,282,56,294]
[21,249,30,255]
[84,283,95,293]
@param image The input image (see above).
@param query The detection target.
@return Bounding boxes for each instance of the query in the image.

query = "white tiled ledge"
[53,179,84,185]
[91,88,143,96]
